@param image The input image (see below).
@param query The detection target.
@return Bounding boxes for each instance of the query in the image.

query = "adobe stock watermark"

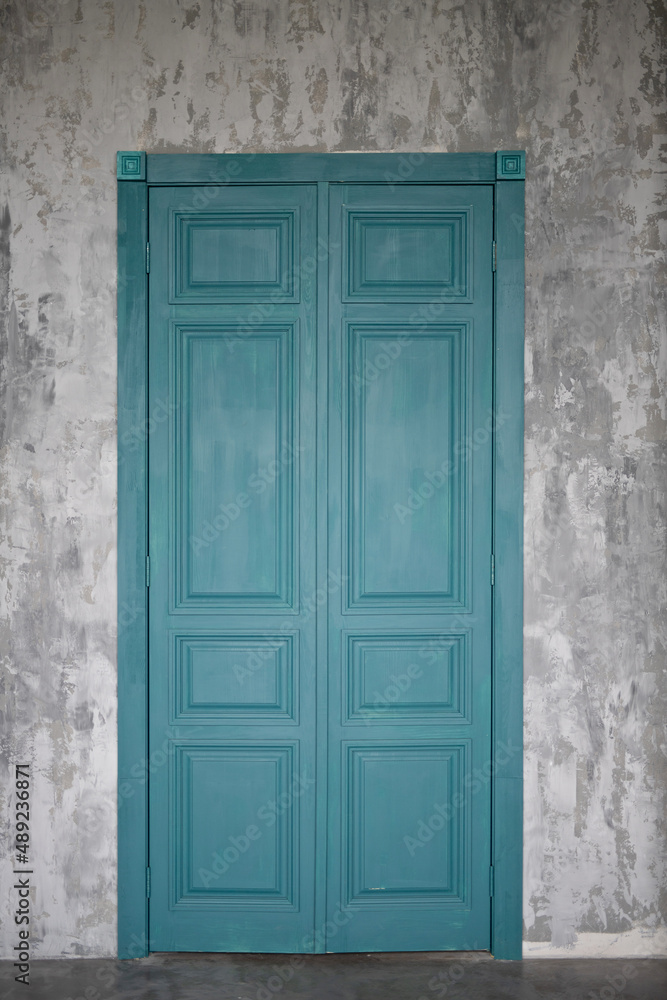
[225,235,341,356]
[252,957,308,1000]
[588,964,638,1000]
[115,396,180,633]
[197,771,315,888]
[70,395,177,510]
[114,726,199,820]
[234,570,348,685]
[546,0,588,28]
[356,662,424,724]
[189,440,304,554]
[404,738,520,856]
[171,152,259,211]
[251,901,357,1000]
[383,152,426,191]
[352,284,470,391]
[393,408,511,524]
[354,623,476,725]
[105,154,258,318]
[61,934,149,1000]
[418,959,468,999]
[79,726,200,865]
[352,332,412,389]
[119,395,178,456]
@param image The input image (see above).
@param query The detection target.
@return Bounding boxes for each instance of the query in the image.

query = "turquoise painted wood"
[118,152,524,960]
[147,184,318,951]
[491,177,525,959]
[117,179,149,958]
[326,184,494,950]
[146,152,498,185]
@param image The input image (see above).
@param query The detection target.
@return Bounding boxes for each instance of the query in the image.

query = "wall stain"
[287,0,325,49]
[306,65,328,116]
[182,3,201,30]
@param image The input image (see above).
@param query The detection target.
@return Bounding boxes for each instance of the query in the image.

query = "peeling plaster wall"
[0,0,665,958]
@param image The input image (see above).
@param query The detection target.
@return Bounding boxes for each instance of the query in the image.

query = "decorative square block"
[495,150,525,179]
[117,151,146,180]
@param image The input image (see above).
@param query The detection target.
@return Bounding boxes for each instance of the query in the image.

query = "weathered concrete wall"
[0,0,665,958]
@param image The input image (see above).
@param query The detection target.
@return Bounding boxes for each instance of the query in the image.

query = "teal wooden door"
[325,184,493,951]
[147,184,319,951]
[147,180,493,952]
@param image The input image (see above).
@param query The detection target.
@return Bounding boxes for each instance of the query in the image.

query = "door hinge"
[146,555,150,588]
[146,242,150,273]
[490,554,495,587]
[146,867,151,898]
[489,866,494,897]
[492,241,497,272]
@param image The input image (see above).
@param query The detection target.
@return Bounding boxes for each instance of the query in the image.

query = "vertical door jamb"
[491,151,525,960]
[117,152,150,958]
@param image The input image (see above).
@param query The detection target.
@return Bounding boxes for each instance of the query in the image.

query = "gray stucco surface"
[0,0,665,958]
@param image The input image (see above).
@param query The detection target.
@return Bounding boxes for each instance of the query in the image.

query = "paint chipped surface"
[0,0,665,957]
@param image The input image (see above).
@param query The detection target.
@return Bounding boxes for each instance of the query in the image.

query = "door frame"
[117,151,525,959]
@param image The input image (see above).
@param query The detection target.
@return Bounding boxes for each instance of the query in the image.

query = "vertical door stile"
[314,180,330,951]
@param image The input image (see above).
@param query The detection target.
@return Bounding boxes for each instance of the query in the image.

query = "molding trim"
[117,151,147,180]
[117,150,525,961]
[496,150,526,179]
[117,179,149,958]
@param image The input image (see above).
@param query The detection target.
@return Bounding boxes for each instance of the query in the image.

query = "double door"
[147,180,494,952]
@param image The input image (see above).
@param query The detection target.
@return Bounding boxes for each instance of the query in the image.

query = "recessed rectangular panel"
[346,210,470,301]
[344,633,469,725]
[172,211,298,302]
[346,325,468,612]
[172,633,297,723]
[174,324,296,611]
[343,744,468,907]
[175,745,297,908]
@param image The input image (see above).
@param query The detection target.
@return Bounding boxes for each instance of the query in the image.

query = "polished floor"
[1,953,666,1000]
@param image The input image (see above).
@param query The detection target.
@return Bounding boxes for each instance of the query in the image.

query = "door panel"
[344,208,471,301]
[172,208,299,302]
[345,323,467,609]
[177,323,296,608]
[147,180,494,954]
[148,185,317,952]
[326,184,493,951]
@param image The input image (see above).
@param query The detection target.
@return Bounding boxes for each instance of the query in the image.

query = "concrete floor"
[1,953,666,1000]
